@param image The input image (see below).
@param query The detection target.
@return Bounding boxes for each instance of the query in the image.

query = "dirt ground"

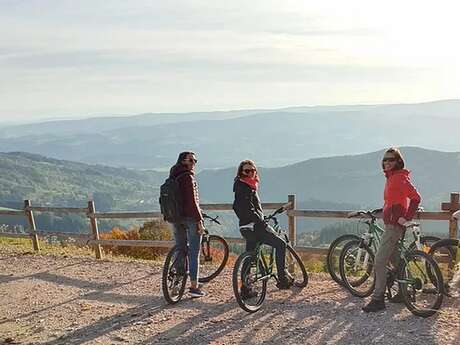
[0,246,459,345]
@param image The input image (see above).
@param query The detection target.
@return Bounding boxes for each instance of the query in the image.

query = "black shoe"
[276,276,294,290]
[241,286,258,300]
[362,299,385,313]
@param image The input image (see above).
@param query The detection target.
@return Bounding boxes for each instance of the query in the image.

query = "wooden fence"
[0,193,458,259]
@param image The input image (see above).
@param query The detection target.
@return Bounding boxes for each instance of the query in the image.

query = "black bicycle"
[162,214,229,304]
[232,206,308,313]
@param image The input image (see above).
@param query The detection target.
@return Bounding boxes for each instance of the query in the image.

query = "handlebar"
[202,213,221,225]
[347,208,382,220]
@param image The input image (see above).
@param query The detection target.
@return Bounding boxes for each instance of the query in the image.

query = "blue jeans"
[173,219,202,282]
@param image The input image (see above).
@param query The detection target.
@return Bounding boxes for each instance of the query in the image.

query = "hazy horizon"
[2,1,460,122]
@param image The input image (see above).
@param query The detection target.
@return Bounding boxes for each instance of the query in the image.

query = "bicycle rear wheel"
[326,234,360,286]
[285,245,308,288]
[428,238,459,295]
[198,235,229,283]
[399,250,444,318]
[339,239,375,298]
[162,246,188,304]
[232,251,267,313]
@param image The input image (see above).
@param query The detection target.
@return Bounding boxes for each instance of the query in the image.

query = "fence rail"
[0,192,458,259]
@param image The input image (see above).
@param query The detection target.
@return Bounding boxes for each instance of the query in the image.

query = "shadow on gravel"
[133,290,452,345]
[0,271,156,325]
[0,261,86,284]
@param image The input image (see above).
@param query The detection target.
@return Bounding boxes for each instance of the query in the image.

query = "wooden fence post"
[442,192,459,239]
[88,200,102,259]
[24,200,40,251]
[288,194,296,246]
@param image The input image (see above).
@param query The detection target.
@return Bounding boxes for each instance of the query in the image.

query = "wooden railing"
[0,193,458,259]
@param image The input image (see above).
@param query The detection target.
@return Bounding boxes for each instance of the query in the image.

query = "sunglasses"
[243,168,256,174]
[382,157,397,162]
[184,158,198,163]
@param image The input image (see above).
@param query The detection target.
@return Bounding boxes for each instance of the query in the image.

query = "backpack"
[159,172,190,223]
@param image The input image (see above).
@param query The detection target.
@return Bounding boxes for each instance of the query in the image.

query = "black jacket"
[232,179,265,226]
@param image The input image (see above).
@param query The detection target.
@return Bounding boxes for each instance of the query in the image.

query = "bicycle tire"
[339,239,376,298]
[326,234,361,286]
[428,238,459,294]
[232,251,267,313]
[399,250,444,318]
[162,245,188,304]
[286,245,309,288]
[198,235,229,283]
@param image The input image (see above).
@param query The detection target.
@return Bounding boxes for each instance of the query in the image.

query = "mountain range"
[1,100,459,170]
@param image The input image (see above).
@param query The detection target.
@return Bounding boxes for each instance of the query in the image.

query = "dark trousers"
[241,223,287,280]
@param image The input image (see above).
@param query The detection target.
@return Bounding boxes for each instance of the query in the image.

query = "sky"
[1,0,459,122]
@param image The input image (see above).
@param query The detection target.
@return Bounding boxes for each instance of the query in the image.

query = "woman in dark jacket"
[169,151,206,298]
[233,159,292,289]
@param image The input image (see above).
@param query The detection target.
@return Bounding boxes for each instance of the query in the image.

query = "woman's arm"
[402,175,421,221]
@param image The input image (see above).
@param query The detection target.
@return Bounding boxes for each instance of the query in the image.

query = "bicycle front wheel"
[339,239,375,298]
[162,246,188,304]
[399,250,444,318]
[232,251,267,313]
[286,245,308,288]
[326,234,361,286]
[198,235,229,283]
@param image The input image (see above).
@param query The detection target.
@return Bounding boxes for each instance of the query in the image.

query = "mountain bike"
[327,208,439,286]
[339,216,444,317]
[232,206,308,313]
[162,214,229,304]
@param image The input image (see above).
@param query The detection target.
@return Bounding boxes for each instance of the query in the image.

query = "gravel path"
[0,247,459,345]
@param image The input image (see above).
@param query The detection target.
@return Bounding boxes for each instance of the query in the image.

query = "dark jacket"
[233,179,265,226]
[170,164,203,222]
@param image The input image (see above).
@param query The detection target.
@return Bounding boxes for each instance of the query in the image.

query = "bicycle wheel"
[428,238,459,295]
[339,239,375,298]
[407,236,441,253]
[198,235,229,283]
[285,245,308,288]
[399,250,444,318]
[162,246,188,304]
[232,251,267,313]
[326,234,361,286]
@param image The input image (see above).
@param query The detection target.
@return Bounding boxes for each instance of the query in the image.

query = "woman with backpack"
[168,151,206,298]
[362,147,421,312]
[232,159,293,293]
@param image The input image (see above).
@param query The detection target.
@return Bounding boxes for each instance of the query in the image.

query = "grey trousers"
[373,224,405,299]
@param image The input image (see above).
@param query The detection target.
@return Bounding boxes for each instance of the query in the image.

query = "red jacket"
[383,169,421,225]
[170,164,203,222]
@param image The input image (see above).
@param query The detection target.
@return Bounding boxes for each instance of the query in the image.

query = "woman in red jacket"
[363,147,421,312]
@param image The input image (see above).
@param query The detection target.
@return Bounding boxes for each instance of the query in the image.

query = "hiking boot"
[189,287,206,298]
[362,299,385,313]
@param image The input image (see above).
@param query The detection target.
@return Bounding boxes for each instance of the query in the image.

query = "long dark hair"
[170,151,196,174]
[382,147,405,170]
[175,151,195,165]
[235,159,259,181]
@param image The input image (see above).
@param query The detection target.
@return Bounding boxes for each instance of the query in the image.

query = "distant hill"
[1,100,459,169]
[0,152,166,211]
[1,148,458,236]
